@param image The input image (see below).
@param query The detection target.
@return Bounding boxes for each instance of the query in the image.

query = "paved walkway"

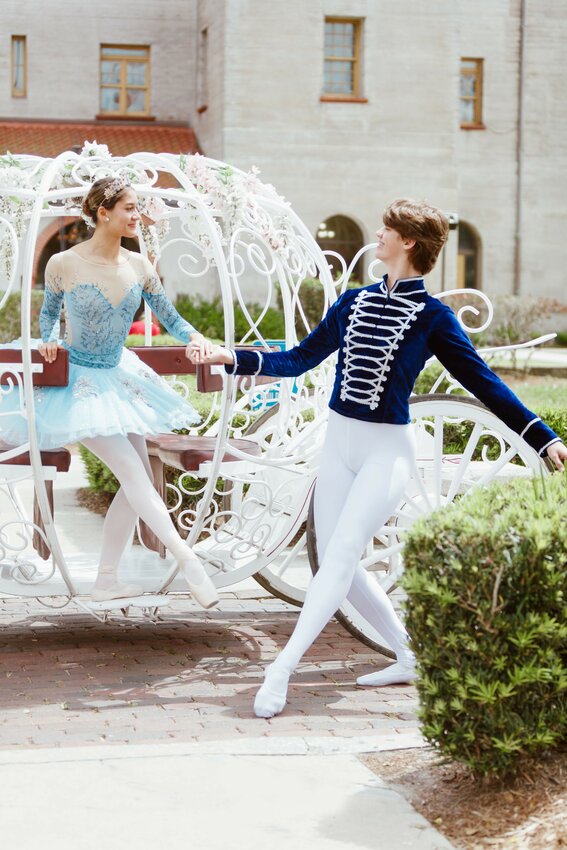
[0,592,455,850]
[0,746,453,850]
[0,590,422,752]
[0,421,457,849]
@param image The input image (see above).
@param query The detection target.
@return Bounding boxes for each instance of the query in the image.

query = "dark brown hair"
[82,177,130,224]
[383,199,449,275]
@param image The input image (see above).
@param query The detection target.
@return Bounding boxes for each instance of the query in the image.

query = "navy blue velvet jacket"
[226,276,560,457]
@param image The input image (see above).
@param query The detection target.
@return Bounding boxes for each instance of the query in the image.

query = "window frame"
[11,35,27,98]
[196,27,209,114]
[460,57,484,129]
[99,44,151,118]
[321,17,366,103]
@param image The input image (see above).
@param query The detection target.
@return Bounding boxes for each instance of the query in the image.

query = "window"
[316,215,364,281]
[322,18,363,100]
[460,58,484,127]
[100,45,150,116]
[197,28,208,113]
[11,35,26,98]
[457,221,481,289]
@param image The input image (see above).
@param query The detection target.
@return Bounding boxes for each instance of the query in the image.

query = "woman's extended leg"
[82,434,218,608]
[94,434,152,579]
[91,435,154,598]
[254,416,414,717]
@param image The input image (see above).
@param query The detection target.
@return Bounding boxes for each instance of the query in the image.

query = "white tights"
[255,411,416,714]
[81,433,202,585]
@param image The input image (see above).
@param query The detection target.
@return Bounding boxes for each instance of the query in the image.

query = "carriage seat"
[0,347,70,560]
[146,433,262,472]
[0,441,71,560]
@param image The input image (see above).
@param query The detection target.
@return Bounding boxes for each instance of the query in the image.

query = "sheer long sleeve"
[141,262,197,343]
[39,256,64,343]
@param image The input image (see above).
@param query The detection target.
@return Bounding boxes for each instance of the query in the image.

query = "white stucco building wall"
[192,0,566,303]
[1,0,565,308]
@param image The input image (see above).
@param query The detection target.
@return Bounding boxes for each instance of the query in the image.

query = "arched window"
[457,221,481,289]
[316,215,364,282]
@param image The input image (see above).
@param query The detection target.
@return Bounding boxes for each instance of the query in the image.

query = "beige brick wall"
[190,0,227,157]
[1,0,565,310]
[0,0,196,123]
[216,0,459,292]
[519,1,567,302]
[201,0,566,306]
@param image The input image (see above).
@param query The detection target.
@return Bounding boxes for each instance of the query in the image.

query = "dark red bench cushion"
[0,348,69,386]
[146,434,261,471]
[129,346,196,375]
[0,441,71,472]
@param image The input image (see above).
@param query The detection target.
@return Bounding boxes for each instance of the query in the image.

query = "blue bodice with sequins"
[39,249,196,368]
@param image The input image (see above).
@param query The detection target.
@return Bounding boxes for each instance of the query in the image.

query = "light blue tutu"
[0,343,200,450]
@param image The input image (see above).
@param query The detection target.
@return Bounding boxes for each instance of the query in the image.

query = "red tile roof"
[0,121,200,158]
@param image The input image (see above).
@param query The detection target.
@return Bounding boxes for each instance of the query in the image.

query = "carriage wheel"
[303,394,549,655]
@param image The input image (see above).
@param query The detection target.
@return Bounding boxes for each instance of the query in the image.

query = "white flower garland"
[0,143,295,281]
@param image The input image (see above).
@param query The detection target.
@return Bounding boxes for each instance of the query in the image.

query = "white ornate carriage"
[0,146,552,653]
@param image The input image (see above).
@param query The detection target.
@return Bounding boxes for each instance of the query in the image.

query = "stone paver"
[0,590,421,753]
[0,749,453,850]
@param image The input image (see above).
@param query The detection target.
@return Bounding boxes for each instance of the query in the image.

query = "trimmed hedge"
[0,291,44,343]
[175,293,285,341]
[402,472,567,778]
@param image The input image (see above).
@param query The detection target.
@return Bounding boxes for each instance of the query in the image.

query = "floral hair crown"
[103,174,130,201]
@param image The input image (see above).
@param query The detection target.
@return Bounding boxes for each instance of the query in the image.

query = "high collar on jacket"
[380,274,426,296]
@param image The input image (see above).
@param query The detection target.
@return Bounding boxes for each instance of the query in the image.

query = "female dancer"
[189,198,567,716]
[1,175,219,608]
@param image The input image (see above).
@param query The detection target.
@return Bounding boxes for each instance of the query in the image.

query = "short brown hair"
[82,177,130,224]
[383,199,449,275]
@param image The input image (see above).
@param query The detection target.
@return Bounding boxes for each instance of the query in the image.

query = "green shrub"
[412,362,448,395]
[79,444,120,494]
[125,333,181,347]
[276,277,361,337]
[402,472,567,778]
[536,409,567,445]
[0,291,44,343]
[175,294,285,341]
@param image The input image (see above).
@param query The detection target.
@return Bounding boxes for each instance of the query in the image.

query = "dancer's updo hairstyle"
[82,176,130,225]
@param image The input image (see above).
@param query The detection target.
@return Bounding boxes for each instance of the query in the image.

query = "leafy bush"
[125,333,181,347]
[476,295,567,353]
[175,294,285,341]
[535,409,567,446]
[402,473,567,778]
[275,277,361,337]
[412,362,449,395]
[79,444,120,494]
[0,291,44,343]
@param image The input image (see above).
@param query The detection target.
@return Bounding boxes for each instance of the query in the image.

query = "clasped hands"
[185,334,234,366]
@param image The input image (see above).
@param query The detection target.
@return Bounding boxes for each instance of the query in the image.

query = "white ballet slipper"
[253,664,289,718]
[356,660,417,687]
[90,582,144,602]
[179,559,219,610]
